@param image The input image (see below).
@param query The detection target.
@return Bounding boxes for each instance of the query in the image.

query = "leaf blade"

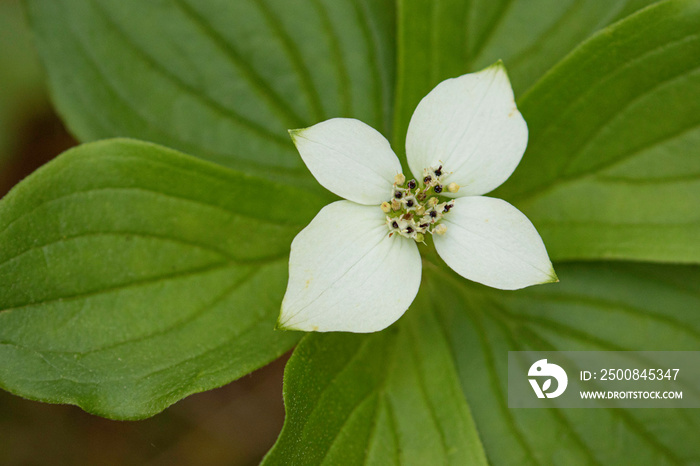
[0,138,326,419]
[25,0,395,188]
[262,293,488,466]
[497,0,700,262]
[428,261,700,465]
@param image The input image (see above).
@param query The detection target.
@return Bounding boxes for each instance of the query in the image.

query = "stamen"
[434,224,447,235]
[383,167,455,242]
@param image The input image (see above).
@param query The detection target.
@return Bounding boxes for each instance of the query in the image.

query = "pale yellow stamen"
[447,182,460,193]
[434,224,448,235]
[394,173,406,185]
[380,201,391,213]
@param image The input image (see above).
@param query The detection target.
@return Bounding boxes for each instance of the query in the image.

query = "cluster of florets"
[381,165,460,243]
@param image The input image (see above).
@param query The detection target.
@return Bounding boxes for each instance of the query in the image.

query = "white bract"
[278,61,557,333]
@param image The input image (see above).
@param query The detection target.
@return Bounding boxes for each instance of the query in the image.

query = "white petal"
[406,61,528,197]
[279,200,421,333]
[290,118,402,205]
[433,196,557,290]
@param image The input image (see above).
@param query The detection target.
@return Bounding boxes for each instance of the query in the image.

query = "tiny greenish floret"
[381,168,459,243]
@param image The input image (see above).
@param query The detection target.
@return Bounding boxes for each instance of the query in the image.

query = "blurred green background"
[0,1,285,464]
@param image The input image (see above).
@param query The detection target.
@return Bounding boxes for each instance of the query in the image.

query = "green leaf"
[498,0,700,262]
[0,138,326,419]
[25,0,395,188]
[393,0,657,156]
[263,291,488,466]
[428,261,700,465]
[462,0,660,96]
[268,260,700,464]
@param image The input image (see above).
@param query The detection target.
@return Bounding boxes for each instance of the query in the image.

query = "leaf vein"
[88,0,290,147]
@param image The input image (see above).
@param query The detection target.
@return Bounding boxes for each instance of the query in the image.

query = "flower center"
[381,165,460,242]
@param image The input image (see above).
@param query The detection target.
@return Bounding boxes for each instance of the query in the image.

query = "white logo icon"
[528,359,568,398]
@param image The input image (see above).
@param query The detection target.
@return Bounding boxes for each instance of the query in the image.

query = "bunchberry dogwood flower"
[278,61,557,333]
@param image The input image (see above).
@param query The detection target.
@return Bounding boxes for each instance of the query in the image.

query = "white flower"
[278,61,557,333]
